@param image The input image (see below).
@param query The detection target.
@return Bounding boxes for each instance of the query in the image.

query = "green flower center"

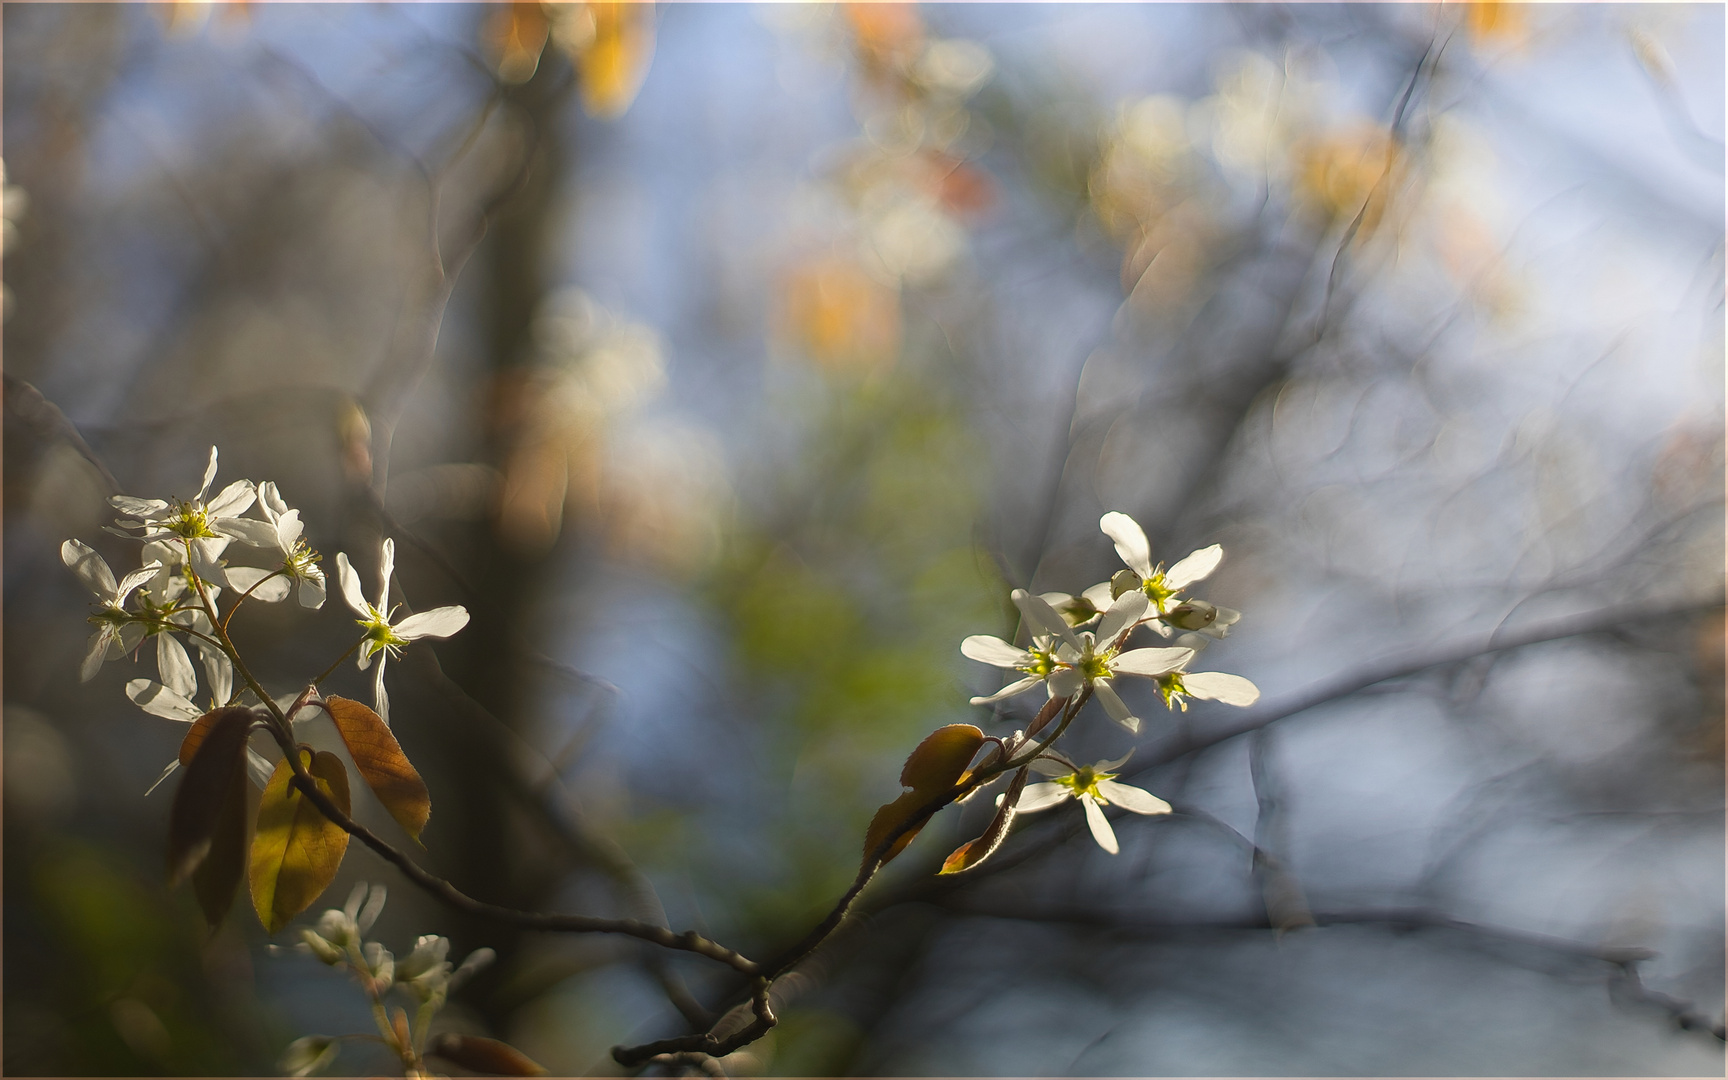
[164,501,220,539]
[1056,766,1115,801]
[359,610,408,656]
[1018,648,1057,679]
[1141,571,1178,612]
[1156,671,1190,710]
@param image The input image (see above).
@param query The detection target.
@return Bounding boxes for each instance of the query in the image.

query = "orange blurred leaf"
[324,695,431,841]
[863,724,984,870]
[428,1033,549,1076]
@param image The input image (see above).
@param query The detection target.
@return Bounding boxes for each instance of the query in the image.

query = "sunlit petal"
[1099,511,1153,579]
[1181,670,1260,706]
[1081,794,1120,854]
[1097,779,1171,815]
[1111,646,1193,677]
[394,606,470,641]
[1164,544,1223,589]
[960,635,1031,668]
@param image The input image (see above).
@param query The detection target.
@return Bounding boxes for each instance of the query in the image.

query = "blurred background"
[4,2,1723,1075]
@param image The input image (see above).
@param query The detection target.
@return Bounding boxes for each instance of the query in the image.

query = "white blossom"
[256,481,327,608]
[336,538,469,723]
[60,539,159,681]
[1044,591,1192,734]
[1099,510,1225,617]
[1010,751,1172,854]
[108,446,276,548]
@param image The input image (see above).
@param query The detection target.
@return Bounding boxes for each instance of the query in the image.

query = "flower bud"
[280,1034,339,1077]
[1109,569,1140,599]
[363,941,395,992]
[396,934,451,983]
[1164,600,1219,632]
[298,928,345,966]
[314,908,358,950]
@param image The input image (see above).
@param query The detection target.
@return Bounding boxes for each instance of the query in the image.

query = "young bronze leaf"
[862,724,985,870]
[167,707,254,886]
[249,747,352,934]
[191,761,250,924]
[428,1033,549,1077]
[179,705,253,765]
[940,764,1029,875]
[323,695,431,840]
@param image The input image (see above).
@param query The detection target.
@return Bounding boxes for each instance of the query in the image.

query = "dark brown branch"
[612,980,777,1067]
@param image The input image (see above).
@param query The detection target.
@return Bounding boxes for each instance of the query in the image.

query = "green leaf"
[249,747,351,934]
[323,695,431,840]
[428,1033,548,1076]
[862,724,983,870]
[167,707,254,888]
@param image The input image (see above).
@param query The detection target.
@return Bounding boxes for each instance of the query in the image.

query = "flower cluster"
[61,446,470,783]
[280,883,500,1077]
[954,511,1260,857]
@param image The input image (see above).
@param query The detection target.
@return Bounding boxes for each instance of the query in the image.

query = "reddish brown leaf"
[940,764,1029,875]
[168,707,255,886]
[862,724,984,870]
[428,1033,549,1076]
[323,695,431,840]
[179,704,254,766]
[191,759,251,924]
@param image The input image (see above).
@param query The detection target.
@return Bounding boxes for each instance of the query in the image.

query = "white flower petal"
[1096,750,1134,772]
[197,446,220,502]
[377,538,396,609]
[1081,794,1120,854]
[145,758,181,796]
[197,641,233,706]
[298,574,327,609]
[110,495,169,517]
[246,748,276,790]
[116,622,147,656]
[224,570,288,601]
[1011,589,1082,653]
[274,508,304,550]
[960,635,1032,668]
[213,518,277,547]
[1100,511,1153,579]
[81,628,111,682]
[373,650,390,725]
[115,562,164,604]
[1013,783,1073,813]
[1081,581,1116,612]
[1028,757,1071,777]
[1095,590,1149,643]
[1097,779,1171,815]
[1093,680,1140,734]
[126,678,203,721]
[206,478,257,520]
[336,552,368,616]
[157,633,198,700]
[1164,544,1223,590]
[394,606,470,641]
[62,539,118,600]
[1181,671,1260,707]
[969,675,1041,705]
[1111,646,1194,678]
[1047,667,1084,698]
[259,480,289,520]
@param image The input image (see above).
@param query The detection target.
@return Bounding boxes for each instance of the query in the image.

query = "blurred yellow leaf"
[1293,124,1402,237]
[556,1,655,119]
[862,723,983,869]
[249,748,351,934]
